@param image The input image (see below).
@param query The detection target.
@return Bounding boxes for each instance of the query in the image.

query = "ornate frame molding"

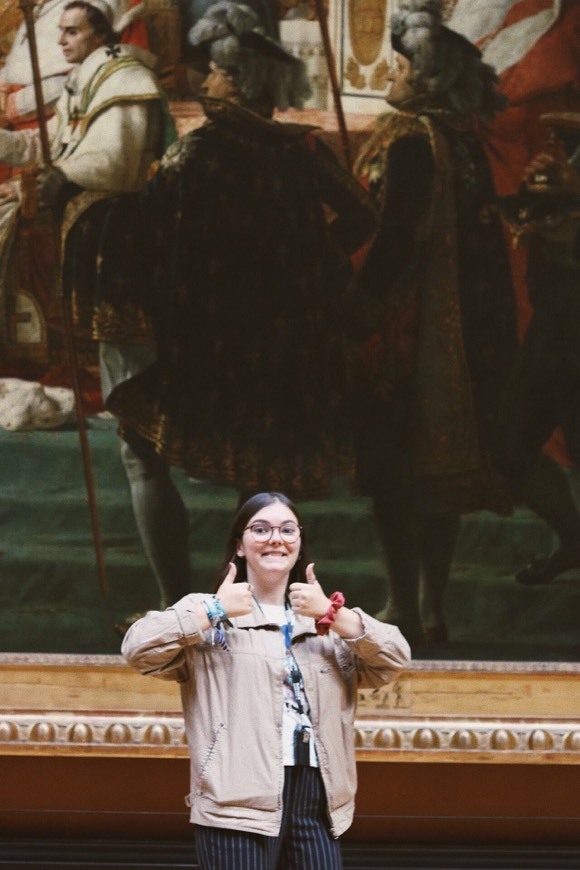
[2,655,579,764]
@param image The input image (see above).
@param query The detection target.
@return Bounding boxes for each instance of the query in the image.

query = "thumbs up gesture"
[215,562,253,618]
[289,563,331,619]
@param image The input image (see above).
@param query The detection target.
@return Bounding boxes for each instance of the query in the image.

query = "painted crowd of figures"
[0,0,579,653]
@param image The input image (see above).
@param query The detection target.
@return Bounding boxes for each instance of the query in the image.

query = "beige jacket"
[122,594,411,837]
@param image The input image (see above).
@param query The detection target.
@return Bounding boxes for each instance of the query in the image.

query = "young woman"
[122,492,410,869]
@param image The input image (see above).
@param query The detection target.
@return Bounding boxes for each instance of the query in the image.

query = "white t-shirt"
[260,604,319,768]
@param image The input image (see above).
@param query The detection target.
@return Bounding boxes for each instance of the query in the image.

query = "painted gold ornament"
[370,58,390,91]
[345,56,366,89]
[348,0,387,66]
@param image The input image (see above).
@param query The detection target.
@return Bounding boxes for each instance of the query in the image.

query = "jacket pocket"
[199,721,226,787]
[197,720,280,811]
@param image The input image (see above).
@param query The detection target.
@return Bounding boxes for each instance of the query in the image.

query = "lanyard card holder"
[294,724,311,765]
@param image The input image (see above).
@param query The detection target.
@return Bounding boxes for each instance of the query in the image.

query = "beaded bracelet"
[202,596,229,650]
[202,595,228,627]
[315,591,346,636]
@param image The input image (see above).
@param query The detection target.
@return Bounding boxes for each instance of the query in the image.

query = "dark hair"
[64,1,117,44]
[216,492,310,588]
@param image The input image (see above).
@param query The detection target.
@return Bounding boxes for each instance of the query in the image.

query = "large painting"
[0,0,579,670]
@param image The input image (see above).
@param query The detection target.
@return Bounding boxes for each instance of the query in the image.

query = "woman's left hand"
[288,563,331,619]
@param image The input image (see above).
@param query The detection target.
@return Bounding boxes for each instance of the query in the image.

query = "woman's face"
[236,500,302,585]
[386,53,420,107]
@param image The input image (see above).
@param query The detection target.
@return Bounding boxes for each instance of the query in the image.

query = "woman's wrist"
[331,606,365,639]
[200,595,230,650]
[196,595,229,634]
[315,591,346,635]
[202,595,228,627]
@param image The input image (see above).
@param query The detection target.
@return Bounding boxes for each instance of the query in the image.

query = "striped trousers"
[195,766,342,869]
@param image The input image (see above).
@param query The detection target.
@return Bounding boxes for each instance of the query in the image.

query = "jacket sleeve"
[121,593,209,682]
[341,608,411,689]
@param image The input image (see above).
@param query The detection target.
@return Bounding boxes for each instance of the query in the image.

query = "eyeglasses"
[244,521,302,543]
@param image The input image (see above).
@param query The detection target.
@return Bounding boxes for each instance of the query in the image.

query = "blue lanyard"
[282,609,293,651]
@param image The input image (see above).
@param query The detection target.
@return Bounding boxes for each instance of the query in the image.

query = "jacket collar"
[233,602,317,639]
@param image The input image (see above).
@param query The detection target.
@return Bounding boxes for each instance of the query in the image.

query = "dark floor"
[2,840,580,869]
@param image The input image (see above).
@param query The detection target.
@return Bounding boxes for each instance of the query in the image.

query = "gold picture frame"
[2,653,580,765]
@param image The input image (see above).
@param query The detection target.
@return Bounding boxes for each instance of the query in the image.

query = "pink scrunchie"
[315,591,346,636]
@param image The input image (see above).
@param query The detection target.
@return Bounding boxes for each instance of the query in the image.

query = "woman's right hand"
[216,562,253,618]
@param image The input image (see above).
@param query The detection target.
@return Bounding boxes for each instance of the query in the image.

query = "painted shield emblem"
[348,0,387,67]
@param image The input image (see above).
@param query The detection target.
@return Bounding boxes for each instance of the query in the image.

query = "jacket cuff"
[343,607,411,662]
[169,593,207,641]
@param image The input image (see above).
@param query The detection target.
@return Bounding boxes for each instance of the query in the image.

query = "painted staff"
[18,0,108,596]
[312,0,353,170]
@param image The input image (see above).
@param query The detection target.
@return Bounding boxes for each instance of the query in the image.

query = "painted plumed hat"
[187,1,312,110]
[390,0,507,119]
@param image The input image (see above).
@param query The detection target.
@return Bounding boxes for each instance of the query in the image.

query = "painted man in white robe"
[0,0,157,362]
[0,0,186,621]
[0,0,147,132]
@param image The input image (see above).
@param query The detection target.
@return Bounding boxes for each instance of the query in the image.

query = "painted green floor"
[1,417,580,660]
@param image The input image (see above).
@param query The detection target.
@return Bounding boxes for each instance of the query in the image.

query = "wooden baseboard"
[1,840,580,869]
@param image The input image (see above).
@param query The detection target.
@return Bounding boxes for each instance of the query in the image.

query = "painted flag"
[449,0,580,463]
